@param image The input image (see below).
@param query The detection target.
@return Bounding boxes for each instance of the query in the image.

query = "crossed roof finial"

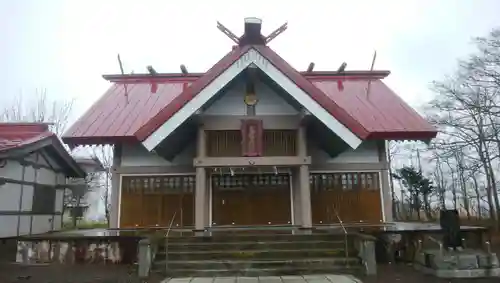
[216,18,288,46]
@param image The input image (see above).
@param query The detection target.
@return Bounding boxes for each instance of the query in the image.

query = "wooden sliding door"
[310,172,382,224]
[120,175,195,228]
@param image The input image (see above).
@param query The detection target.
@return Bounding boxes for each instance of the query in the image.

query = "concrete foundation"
[414,248,500,278]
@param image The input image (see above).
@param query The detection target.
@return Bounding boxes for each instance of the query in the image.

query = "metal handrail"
[332,207,347,235]
[166,210,178,238]
[164,210,179,271]
[331,205,349,266]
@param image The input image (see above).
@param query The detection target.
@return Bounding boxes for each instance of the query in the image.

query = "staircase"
[152,231,365,277]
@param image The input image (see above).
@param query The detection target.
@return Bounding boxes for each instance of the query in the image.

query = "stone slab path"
[162,275,362,283]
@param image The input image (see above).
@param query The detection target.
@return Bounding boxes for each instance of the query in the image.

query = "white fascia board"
[143,48,362,151]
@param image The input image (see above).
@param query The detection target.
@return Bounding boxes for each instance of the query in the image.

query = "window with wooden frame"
[32,185,56,214]
[206,130,297,157]
[262,130,296,156]
[310,172,380,192]
[121,175,195,194]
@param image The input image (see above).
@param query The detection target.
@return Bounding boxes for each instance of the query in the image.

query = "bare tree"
[65,171,100,227]
[0,90,99,228]
[91,145,113,225]
[423,27,500,229]
[387,141,399,219]
[0,89,73,135]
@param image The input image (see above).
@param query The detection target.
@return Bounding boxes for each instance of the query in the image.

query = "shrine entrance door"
[212,173,292,226]
[310,172,383,224]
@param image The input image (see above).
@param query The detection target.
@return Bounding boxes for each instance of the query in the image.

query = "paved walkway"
[162,275,361,283]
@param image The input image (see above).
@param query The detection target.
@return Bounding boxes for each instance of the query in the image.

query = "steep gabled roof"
[138,46,366,150]
[62,51,437,148]
[311,78,436,140]
[134,46,252,142]
[0,123,85,177]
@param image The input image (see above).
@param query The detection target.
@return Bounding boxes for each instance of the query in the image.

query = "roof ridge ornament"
[365,50,377,98]
[117,54,130,104]
[216,18,288,47]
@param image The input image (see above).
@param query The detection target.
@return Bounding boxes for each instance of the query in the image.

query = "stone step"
[163,248,351,261]
[155,257,361,271]
[161,266,364,277]
[163,240,349,251]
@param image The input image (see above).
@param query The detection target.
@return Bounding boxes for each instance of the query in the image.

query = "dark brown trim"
[201,115,302,130]
[103,73,203,81]
[51,173,57,230]
[309,162,388,171]
[40,149,59,171]
[194,156,311,167]
[113,165,195,174]
[0,136,85,178]
[112,162,387,174]
[0,177,67,190]
[376,140,387,163]
[102,70,391,82]
[13,157,63,173]
[16,164,26,237]
[0,138,53,159]
[29,153,39,235]
[0,211,62,216]
[49,138,86,178]
[60,188,65,229]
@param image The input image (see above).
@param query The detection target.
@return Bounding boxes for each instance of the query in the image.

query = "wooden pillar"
[292,173,302,226]
[110,144,122,228]
[378,140,392,222]
[299,165,312,228]
[194,127,207,232]
[297,126,312,229]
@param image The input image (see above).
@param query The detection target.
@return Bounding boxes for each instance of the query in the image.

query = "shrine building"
[62,18,437,231]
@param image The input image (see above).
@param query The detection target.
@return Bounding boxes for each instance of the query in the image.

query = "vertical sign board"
[241,119,263,157]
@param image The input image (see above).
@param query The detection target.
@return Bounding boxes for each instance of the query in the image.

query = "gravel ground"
[1,263,499,283]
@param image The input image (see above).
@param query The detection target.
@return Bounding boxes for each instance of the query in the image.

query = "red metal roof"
[62,47,437,146]
[311,78,437,140]
[0,123,85,177]
[0,123,54,152]
[253,45,369,140]
[135,46,252,141]
[63,81,190,145]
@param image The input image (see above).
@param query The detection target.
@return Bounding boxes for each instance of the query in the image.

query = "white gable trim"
[142,48,362,151]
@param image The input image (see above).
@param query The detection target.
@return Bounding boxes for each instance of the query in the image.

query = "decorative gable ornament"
[139,18,365,151]
[244,64,259,106]
[244,93,258,106]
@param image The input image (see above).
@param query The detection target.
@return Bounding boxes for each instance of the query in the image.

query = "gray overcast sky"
[2,0,500,126]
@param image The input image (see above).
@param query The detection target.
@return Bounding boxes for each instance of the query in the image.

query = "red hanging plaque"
[241,119,263,157]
